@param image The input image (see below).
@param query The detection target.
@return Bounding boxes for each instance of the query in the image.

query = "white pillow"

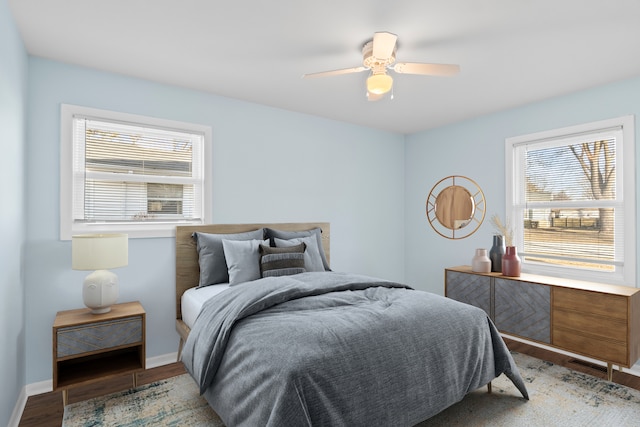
[222,239,269,285]
[274,236,324,272]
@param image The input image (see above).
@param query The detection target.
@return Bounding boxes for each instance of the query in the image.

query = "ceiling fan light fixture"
[302,31,459,100]
[366,73,393,95]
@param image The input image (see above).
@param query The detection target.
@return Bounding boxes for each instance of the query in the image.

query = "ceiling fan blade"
[366,91,386,102]
[302,66,367,79]
[392,62,460,76]
[372,32,398,59]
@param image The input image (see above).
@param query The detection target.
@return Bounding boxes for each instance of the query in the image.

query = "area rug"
[63,352,640,426]
[62,373,223,427]
[418,353,640,426]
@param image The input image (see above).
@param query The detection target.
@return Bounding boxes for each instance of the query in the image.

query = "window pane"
[85,122,193,177]
[84,181,194,221]
[520,137,618,271]
[523,207,614,271]
[76,117,203,223]
[525,139,615,203]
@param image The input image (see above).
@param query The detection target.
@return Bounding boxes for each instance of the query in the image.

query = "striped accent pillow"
[259,243,306,278]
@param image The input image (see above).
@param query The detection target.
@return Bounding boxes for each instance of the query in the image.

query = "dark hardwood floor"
[18,362,186,427]
[19,341,640,426]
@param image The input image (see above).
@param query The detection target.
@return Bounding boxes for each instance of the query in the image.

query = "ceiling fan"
[303,31,460,101]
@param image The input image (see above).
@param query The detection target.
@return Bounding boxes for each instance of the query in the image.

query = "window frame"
[60,104,212,240]
[505,115,635,287]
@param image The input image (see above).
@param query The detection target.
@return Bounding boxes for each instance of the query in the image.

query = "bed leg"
[177,338,184,362]
[487,382,492,394]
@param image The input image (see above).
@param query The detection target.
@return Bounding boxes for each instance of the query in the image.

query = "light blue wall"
[24,58,406,384]
[10,0,640,413]
[0,0,27,424]
[405,75,640,295]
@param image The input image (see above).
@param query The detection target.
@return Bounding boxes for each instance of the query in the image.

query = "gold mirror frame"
[426,175,486,239]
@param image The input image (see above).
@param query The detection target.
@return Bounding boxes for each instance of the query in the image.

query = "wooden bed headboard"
[175,222,330,321]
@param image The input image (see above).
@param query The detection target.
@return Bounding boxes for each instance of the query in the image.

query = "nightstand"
[52,301,146,404]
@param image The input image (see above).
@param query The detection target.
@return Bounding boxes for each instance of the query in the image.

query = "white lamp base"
[83,270,119,314]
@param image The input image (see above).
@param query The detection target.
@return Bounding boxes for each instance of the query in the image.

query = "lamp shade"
[72,234,128,270]
[366,73,393,95]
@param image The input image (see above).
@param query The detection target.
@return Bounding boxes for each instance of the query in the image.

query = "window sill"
[60,220,206,240]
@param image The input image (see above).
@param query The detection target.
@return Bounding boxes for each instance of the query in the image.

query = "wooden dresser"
[445,265,640,380]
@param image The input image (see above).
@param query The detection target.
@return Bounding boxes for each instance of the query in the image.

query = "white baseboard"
[25,378,53,396]
[629,365,640,377]
[147,351,179,369]
[7,387,28,427]
[10,351,181,425]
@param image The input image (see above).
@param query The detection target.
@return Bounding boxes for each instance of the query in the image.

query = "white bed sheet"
[182,284,230,329]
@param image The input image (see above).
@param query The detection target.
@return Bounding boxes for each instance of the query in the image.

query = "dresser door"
[445,270,492,318]
[494,278,551,344]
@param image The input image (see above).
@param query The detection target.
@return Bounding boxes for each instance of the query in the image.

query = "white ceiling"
[9,0,640,134]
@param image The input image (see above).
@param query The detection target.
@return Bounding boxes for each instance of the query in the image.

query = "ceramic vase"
[502,246,521,277]
[472,248,492,273]
[489,235,505,273]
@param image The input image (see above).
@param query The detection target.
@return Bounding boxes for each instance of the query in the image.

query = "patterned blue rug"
[63,352,640,426]
[419,352,640,426]
[62,373,222,426]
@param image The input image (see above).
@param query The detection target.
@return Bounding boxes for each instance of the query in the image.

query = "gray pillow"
[193,229,264,287]
[259,243,306,278]
[265,227,330,271]
[274,236,324,272]
[222,239,269,285]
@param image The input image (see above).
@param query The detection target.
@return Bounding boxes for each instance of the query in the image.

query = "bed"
[176,222,528,426]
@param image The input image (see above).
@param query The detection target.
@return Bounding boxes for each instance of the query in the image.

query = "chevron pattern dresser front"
[444,265,640,382]
[494,277,550,343]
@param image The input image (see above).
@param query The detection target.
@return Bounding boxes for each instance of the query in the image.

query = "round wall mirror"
[426,176,486,239]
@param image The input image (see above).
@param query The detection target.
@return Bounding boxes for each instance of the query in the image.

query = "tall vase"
[502,246,521,277]
[472,248,491,273]
[489,235,505,273]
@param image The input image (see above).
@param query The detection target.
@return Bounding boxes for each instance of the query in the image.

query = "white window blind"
[506,116,635,286]
[61,105,211,239]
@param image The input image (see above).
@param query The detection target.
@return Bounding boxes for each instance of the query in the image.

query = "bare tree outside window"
[569,141,615,234]
[523,139,616,271]
[506,116,634,286]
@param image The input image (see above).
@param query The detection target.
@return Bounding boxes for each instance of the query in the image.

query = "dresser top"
[446,265,640,297]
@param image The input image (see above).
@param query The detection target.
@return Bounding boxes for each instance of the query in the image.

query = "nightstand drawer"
[57,316,143,358]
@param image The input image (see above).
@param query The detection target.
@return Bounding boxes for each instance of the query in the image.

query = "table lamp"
[72,233,128,314]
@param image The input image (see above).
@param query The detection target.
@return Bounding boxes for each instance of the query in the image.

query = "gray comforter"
[182,272,528,426]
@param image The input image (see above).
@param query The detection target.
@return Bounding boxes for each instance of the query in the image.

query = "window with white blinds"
[61,105,211,239]
[506,116,635,286]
